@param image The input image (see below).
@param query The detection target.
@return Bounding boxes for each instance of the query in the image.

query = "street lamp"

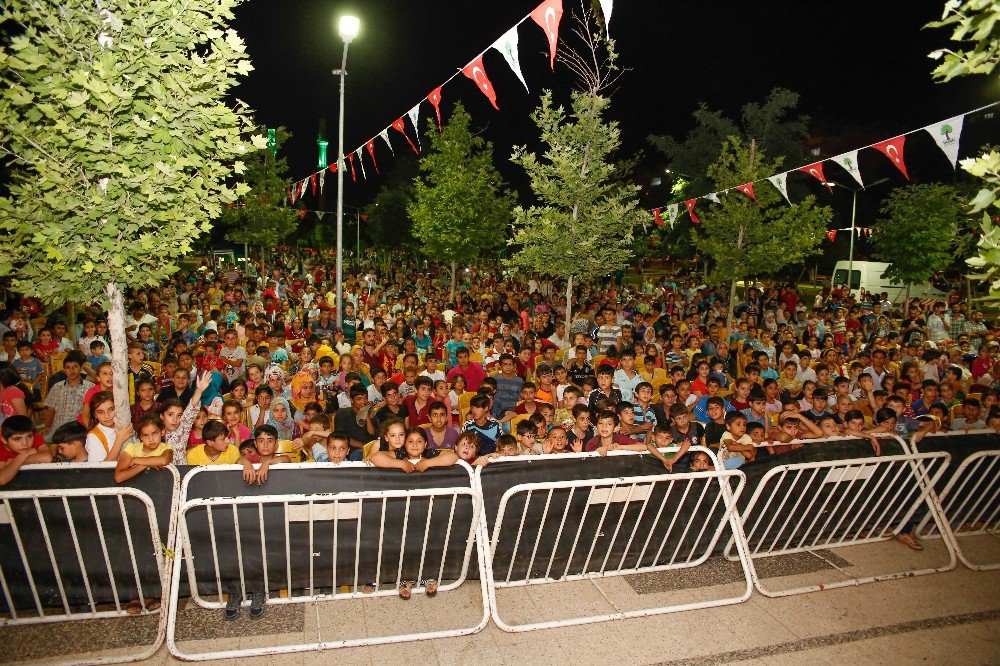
[829,177,889,297]
[334,14,360,328]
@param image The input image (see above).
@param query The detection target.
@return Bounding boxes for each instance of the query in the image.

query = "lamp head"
[338,15,360,43]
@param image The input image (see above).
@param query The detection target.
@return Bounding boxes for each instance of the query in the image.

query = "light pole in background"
[829,177,889,298]
[334,14,360,328]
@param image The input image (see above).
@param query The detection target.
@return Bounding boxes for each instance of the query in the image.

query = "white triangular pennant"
[768,172,790,203]
[665,203,679,229]
[298,179,308,198]
[832,150,864,187]
[599,0,613,36]
[407,104,422,149]
[705,192,720,203]
[315,211,325,220]
[379,128,394,155]
[318,170,325,194]
[492,26,528,92]
[925,114,965,168]
[355,147,367,179]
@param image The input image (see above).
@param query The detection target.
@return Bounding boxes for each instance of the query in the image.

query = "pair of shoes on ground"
[224,591,266,620]
[398,579,438,600]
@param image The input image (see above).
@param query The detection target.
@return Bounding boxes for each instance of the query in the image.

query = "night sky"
[231,0,997,234]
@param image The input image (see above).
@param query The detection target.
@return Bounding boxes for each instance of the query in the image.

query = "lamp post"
[334,14,360,328]
[829,177,889,298]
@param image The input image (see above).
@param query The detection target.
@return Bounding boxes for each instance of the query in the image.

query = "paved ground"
[3,536,999,665]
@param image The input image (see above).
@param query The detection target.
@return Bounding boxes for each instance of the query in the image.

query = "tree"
[508,12,645,334]
[408,103,514,301]
[927,0,1000,300]
[694,137,831,327]
[365,154,418,250]
[220,125,298,261]
[0,0,255,426]
[648,88,810,195]
[870,183,964,301]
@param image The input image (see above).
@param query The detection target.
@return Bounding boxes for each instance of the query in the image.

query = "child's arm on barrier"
[414,449,458,471]
[369,451,416,473]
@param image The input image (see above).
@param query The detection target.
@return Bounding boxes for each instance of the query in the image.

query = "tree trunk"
[105,281,132,428]
[67,302,77,345]
[727,224,746,332]
[564,275,574,339]
[450,260,457,303]
[905,283,911,305]
[965,276,973,310]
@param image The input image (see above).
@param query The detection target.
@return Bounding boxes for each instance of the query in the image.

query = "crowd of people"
[0,253,997,614]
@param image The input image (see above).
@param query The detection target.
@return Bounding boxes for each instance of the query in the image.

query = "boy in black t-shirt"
[703,397,728,448]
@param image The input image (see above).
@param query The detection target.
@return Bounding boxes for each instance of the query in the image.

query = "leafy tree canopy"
[221,125,298,252]
[871,183,965,287]
[0,0,256,307]
[649,88,810,195]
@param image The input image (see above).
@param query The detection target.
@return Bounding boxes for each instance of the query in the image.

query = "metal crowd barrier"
[727,450,957,597]
[475,447,755,632]
[910,430,1000,571]
[0,464,179,665]
[165,462,489,661]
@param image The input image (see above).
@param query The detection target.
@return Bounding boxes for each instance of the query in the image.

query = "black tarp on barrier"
[912,431,1000,530]
[478,455,736,581]
[0,466,175,613]
[179,465,478,596]
[735,438,936,553]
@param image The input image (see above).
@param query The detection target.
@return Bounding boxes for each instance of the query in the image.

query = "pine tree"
[695,137,832,327]
[509,13,645,333]
[221,126,299,262]
[409,103,514,301]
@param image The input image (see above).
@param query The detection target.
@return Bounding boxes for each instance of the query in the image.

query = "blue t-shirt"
[87,354,110,369]
[492,375,524,419]
[463,417,501,455]
[444,340,464,367]
[12,357,43,383]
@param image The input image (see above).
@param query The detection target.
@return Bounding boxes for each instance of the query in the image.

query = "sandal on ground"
[423,579,438,597]
[398,581,414,600]
[124,600,143,615]
[363,582,378,594]
[895,533,924,551]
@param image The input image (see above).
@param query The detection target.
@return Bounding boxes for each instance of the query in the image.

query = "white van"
[831,261,947,302]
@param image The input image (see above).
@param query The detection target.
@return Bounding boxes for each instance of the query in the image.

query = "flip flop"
[398,581,414,600]
[123,600,143,615]
[363,582,378,594]
[423,579,438,597]
[895,533,924,551]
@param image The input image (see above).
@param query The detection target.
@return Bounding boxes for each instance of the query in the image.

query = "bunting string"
[651,101,998,225]
[284,0,613,201]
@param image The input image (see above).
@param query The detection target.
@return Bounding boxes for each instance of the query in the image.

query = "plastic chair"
[509,413,531,433]
[949,403,965,422]
[48,352,67,375]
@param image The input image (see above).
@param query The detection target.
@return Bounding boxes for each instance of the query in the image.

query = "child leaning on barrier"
[717,412,755,470]
[52,421,89,462]
[114,414,173,483]
[185,419,244,466]
[369,426,458,473]
[242,424,291,485]
[0,415,53,485]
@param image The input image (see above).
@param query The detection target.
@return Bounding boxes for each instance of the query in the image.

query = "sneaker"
[249,591,266,619]
[224,592,242,621]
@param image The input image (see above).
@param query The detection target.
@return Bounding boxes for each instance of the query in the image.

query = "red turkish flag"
[360,213,369,222]
[798,161,833,193]
[653,207,664,226]
[391,117,419,154]
[531,0,564,70]
[685,199,700,224]
[346,152,357,182]
[365,139,380,175]
[736,182,756,199]
[427,87,443,131]
[871,135,909,179]
[309,173,317,196]
[328,162,338,173]
[462,55,499,110]
[298,209,308,220]
[826,229,837,243]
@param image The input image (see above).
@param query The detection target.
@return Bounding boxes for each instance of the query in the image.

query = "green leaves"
[0,0,255,307]
[409,103,515,271]
[509,90,644,286]
[926,0,1000,81]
